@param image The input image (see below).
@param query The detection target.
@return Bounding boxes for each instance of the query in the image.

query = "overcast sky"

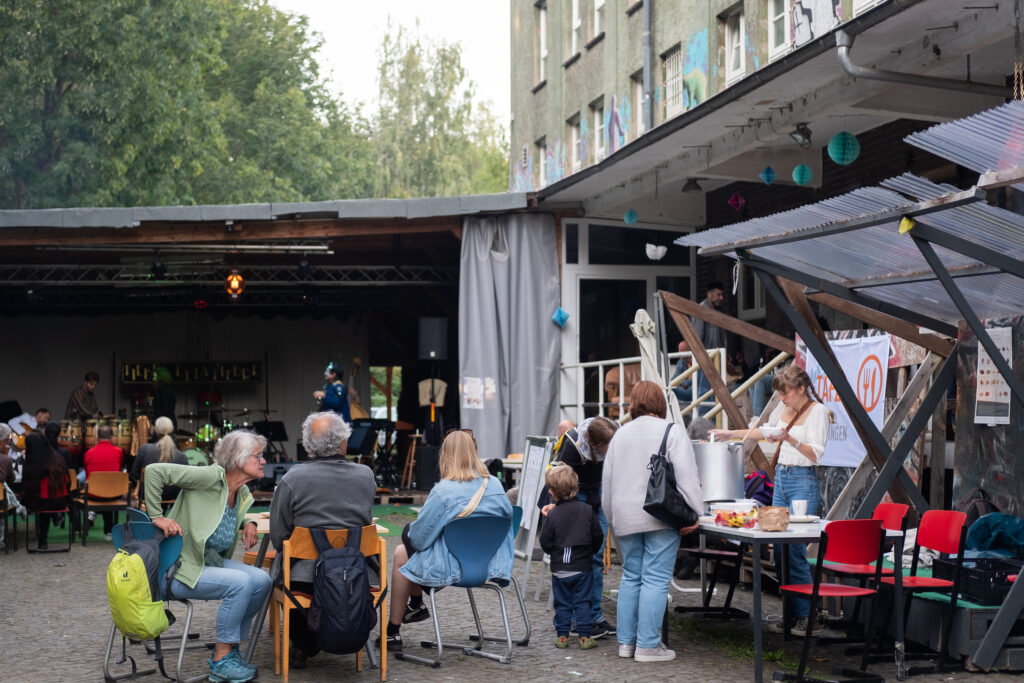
[269,1,511,124]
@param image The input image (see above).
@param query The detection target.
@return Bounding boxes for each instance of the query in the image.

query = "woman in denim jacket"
[382,430,513,651]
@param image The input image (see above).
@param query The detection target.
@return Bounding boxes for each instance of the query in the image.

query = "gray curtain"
[459,213,560,461]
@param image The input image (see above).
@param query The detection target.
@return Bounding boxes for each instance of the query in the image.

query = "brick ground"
[4,531,1019,682]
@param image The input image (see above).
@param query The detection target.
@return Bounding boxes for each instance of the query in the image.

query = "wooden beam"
[807,291,954,357]
[0,217,462,247]
[666,310,773,473]
[659,289,794,355]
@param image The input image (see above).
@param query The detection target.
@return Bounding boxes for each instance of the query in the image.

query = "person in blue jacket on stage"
[313,362,350,423]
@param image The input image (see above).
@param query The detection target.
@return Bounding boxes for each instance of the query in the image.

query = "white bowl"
[760,426,784,438]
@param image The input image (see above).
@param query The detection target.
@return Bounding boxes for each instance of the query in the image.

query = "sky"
[269,1,511,124]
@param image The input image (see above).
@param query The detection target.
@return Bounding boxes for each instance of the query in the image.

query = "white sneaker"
[618,643,636,658]
[103,533,113,542]
[88,511,97,522]
[634,643,676,662]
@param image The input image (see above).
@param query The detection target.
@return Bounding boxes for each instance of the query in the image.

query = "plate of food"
[788,515,820,523]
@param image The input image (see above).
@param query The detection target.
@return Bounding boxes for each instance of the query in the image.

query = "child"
[540,464,604,650]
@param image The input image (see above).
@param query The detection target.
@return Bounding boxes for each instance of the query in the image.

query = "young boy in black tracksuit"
[540,463,604,650]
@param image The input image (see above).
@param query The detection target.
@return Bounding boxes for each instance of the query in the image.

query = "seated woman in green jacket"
[146,430,271,683]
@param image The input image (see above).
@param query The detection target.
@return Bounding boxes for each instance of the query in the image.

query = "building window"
[724,7,745,85]
[593,0,606,37]
[536,137,547,188]
[568,115,581,172]
[591,98,605,161]
[738,266,766,320]
[570,0,582,54]
[631,71,646,137]
[537,3,547,83]
[768,0,790,59]
[662,45,683,119]
[853,0,886,14]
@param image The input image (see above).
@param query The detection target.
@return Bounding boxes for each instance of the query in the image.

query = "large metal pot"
[692,440,745,502]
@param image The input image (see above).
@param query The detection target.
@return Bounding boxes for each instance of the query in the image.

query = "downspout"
[836,29,1009,98]
[642,0,653,131]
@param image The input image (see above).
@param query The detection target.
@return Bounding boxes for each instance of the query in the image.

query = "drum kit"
[58,415,130,461]
[175,408,275,453]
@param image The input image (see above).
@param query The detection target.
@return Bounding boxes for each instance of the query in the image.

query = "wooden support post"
[930,392,947,509]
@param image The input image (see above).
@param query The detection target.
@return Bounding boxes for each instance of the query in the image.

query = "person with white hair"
[131,416,189,505]
[146,429,272,683]
[269,411,376,668]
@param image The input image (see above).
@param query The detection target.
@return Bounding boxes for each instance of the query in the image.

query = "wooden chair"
[270,525,387,682]
[76,470,130,545]
[26,470,74,553]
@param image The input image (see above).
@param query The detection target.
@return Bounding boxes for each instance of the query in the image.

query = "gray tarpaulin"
[458,213,560,461]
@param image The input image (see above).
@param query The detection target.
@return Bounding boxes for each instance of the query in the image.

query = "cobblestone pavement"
[4,533,1021,682]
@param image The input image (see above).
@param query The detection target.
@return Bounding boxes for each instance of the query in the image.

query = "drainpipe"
[642,0,653,131]
[836,29,1009,98]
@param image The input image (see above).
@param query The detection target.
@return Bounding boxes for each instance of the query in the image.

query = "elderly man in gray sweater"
[270,410,377,667]
[601,380,704,664]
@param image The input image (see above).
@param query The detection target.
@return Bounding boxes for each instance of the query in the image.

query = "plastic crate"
[932,556,1023,606]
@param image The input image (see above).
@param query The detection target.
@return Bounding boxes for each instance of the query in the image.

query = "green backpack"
[106,524,179,678]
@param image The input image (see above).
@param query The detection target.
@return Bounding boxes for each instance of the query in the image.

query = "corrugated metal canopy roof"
[675,173,1024,327]
[905,100,1024,174]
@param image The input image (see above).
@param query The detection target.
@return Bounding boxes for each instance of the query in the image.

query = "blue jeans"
[576,491,607,623]
[169,559,272,643]
[552,572,594,637]
[615,528,681,648]
[772,465,821,619]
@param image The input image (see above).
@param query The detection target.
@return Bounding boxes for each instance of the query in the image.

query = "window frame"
[593,0,606,37]
[570,0,582,55]
[738,265,767,321]
[631,71,646,137]
[568,115,582,172]
[768,0,791,60]
[725,8,746,86]
[537,3,548,83]
[591,98,605,161]
[661,45,683,119]
[536,137,548,188]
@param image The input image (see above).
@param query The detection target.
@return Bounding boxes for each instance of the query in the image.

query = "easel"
[400,432,423,489]
[513,435,555,602]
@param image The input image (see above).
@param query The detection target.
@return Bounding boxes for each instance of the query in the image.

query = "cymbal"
[231,408,276,415]
[177,413,200,420]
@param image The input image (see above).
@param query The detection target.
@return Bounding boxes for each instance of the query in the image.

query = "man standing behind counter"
[66,370,101,420]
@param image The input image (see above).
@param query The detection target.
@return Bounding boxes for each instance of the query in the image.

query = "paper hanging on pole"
[975,326,1012,425]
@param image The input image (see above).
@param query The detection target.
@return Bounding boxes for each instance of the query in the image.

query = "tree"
[372,24,508,198]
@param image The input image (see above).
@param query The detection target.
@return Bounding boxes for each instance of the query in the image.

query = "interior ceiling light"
[225,269,245,299]
[681,178,704,193]
[790,123,813,149]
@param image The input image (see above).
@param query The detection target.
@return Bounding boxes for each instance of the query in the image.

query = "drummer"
[65,370,101,420]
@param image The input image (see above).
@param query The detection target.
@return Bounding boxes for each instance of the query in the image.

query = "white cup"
[791,499,808,517]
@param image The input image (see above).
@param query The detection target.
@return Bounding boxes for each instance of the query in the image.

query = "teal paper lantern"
[792,163,813,186]
[623,209,639,225]
[759,165,777,186]
[827,131,860,166]
[552,306,569,328]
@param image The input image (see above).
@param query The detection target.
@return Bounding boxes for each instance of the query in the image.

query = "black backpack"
[285,527,382,655]
[956,487,1000,528]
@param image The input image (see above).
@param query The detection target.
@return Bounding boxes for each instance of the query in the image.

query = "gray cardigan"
[601,416,704,537]
[269,456,376,583]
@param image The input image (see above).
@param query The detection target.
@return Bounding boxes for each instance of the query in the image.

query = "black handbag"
[643,423,699,529]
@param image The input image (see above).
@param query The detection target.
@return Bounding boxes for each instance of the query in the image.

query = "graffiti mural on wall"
[683,28,709,110]
[509,144,534,192]
[793,0,842,48]
[606,94,630,154]
[546,141,568,183]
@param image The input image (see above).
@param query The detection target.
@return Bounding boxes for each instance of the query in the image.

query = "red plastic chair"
[879,509,967,675]
[825,503,910,578]
[775,518,887,683]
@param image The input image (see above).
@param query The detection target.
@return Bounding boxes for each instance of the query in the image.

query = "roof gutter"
[536,0,930,203]
[835,29,1010,98]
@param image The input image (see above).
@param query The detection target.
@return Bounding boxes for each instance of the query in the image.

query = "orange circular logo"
[857,355,884,412]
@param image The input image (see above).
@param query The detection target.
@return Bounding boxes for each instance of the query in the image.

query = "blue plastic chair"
[397,514,520,668]
[467,505,531,648]
[102,521,207,683]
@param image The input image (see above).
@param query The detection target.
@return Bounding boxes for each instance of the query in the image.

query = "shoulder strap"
[784,399,814,432]
[657,423,674,458]
[344,525,362,551]
[310,527,333,554]
[455,478,490,519]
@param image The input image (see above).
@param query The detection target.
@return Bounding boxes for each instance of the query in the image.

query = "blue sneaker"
[208,650,257,683]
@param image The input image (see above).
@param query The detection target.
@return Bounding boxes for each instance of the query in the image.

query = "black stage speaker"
[254,421,288,441]
[419,317,448,361]
[256,461,299,491]
[414,445,441,491]
[347,424,377,455]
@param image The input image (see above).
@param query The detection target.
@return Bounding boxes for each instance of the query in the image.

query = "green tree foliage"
[369,366,402,415]
[372,24,508,198]
[0,0,373,209]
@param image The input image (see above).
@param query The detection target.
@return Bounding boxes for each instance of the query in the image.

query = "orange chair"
[775,519,887,682]
[76,470,129,545]
[270,525,387,682]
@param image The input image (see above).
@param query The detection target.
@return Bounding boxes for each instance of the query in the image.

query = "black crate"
[932,556,1023,606]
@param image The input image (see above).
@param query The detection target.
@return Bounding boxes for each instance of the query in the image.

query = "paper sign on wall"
[975,327,1012,426]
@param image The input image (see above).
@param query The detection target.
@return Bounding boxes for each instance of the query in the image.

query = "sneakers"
[554,635,570,649]
[402,603,430,624]
[208,651,257,682]
[790,617,811,637]
[578,636,598,650]
[88,511,97,522]
[103,533,113,542]
[591,619,616,639]
[618,643,636,658]
[374,632,403,652]
[634,643,676,662]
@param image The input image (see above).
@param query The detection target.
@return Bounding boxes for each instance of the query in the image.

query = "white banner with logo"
[804,335,890,467]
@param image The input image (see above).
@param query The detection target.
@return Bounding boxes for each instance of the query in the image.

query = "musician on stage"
[65,370,101,420]
[312,362,350,423]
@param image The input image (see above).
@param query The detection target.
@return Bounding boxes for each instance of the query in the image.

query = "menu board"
[975,326,1012,426]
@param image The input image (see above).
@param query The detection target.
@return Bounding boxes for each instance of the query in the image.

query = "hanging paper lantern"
[827,131,861,165]
[792,163,813,186]
[727,192,745,211]
[759,165,777,186]
[623,209,639,225]
[551,306,570,328]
